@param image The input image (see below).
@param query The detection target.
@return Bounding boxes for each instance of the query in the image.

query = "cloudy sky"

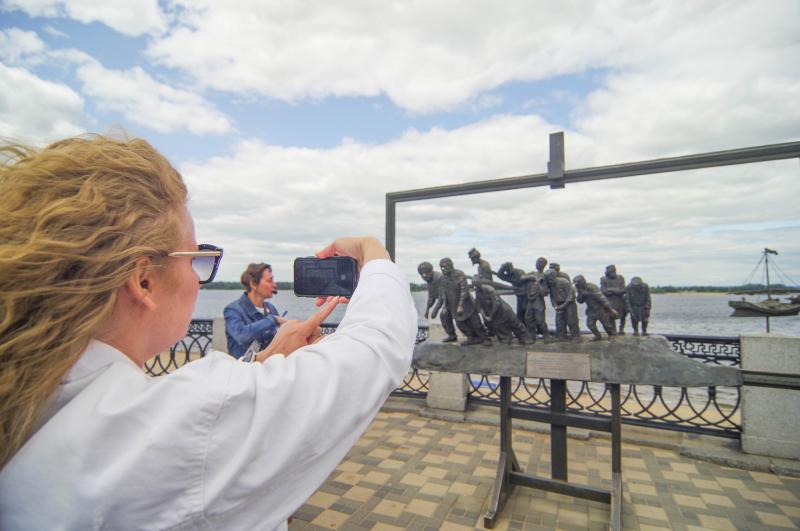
[2,0,799,287]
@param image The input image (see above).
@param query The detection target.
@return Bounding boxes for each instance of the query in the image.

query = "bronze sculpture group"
[418,249,652,345]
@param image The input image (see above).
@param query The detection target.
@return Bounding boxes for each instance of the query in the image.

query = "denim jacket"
[223,292,280,359]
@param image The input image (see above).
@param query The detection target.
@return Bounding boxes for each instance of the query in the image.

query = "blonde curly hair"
[0,135,187,469]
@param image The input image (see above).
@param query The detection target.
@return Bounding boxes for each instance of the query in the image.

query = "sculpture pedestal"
[741,334,800,459]
[425,372,469,411]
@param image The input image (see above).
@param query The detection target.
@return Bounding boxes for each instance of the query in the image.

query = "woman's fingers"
[315,295,339,307]
[307,297,339,329]
[315,242,337,259]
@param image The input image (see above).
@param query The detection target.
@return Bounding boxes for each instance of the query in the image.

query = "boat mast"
[764,247,778,301]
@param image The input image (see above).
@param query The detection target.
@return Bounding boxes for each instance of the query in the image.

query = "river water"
[194,290,800,337]
[195,290,800,409]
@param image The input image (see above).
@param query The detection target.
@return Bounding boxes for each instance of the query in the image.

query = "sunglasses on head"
[168,244,223,284]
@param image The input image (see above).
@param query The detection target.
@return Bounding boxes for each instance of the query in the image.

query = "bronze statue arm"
[430,298,442,320]
[457,275,469,308]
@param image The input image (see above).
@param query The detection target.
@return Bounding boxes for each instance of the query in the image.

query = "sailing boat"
[728,248,800,317]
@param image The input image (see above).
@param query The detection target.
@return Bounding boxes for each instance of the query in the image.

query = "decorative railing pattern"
[663,334,740,365]
[467,335,742,438]
[145,319,213,377]
[151,321,741,437]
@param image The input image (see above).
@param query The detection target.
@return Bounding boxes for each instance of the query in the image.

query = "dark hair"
[241,263,271,291]
[417,261,433,273]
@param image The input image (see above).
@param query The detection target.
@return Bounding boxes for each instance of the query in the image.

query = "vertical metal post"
[500,376,512,452]
[485,375,515,529]
[550,379,567,480]
[385,196,396,260]
[548,132,565,189]
[610,383,622,531]
[611,384,621,474]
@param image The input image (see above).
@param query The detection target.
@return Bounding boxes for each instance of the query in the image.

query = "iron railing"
[145,319,214,377]
[146,320,430,377]
[151,320,741,437]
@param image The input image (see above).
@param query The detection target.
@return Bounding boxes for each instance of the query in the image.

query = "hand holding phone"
[255,297,342,362]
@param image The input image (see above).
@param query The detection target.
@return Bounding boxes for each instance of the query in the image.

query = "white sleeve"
[199,259,417,529]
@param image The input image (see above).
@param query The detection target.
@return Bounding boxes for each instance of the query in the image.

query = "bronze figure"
[468,248,494,282]
[520,263,550,341]
[418,261,457,342]
[432,258,491,346]
[548,262,571,281]
[544,269,581,341]
[601,264,627,335]
[473,276,533,345]
[625,276,652,336]
[496,261,527,322]
[574,274,618,341]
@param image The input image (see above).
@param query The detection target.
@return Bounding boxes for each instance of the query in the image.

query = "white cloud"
[0,27,233,136]
[2,0,167,36]
[43,25,68,39]
[573,2,800,160]
[145,1,635,112]
[72,58,233,135]
[0,27,47,65]
[145,0,799,119]
[0,63,84,142]
[183,114,800,287]
[3,1,799,288]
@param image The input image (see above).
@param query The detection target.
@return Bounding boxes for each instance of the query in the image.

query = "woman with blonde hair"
[0,135,417,530]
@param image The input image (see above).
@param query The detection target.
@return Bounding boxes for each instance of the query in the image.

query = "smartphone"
[293,256,359,298]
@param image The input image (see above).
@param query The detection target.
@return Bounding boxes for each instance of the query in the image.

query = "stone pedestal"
[426,372,469,411]
[741,333,800,459]
[212,317,228,353]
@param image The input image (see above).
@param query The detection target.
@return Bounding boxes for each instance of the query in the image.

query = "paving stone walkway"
[289,409,800,530]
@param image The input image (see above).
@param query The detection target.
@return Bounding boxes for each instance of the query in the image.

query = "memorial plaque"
[526,351,591,380]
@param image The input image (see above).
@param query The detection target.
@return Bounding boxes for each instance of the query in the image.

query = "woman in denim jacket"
[224,262,286,358]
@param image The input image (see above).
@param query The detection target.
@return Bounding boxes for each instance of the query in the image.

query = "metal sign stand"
[483,377,622,530]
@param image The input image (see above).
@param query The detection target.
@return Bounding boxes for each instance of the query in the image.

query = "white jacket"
[0,259,417,530]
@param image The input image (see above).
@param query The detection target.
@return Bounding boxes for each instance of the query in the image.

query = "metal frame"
[483,377,623,530]
[384,133,800,259]
[385,134,800,530]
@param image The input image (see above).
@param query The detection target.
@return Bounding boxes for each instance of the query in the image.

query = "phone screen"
[293,256,358,297]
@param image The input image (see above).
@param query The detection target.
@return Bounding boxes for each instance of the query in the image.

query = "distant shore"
[200,283,755,295]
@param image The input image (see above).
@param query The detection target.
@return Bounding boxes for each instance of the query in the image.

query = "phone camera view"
[294,256,358,297]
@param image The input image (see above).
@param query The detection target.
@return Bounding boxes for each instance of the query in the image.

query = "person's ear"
[123,257,158,311]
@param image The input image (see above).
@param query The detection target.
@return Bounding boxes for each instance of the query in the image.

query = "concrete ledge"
[681,443,800,477]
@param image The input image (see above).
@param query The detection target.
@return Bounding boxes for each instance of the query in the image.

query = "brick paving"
[289,409,800,530]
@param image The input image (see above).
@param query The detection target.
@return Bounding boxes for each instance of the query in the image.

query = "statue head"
[549,262,561,272]
[544,268,558,284]
[573,274,587,289]
[536,257,548,272]
[417,261,434,282]
[631,276,643,288]
[439,257,454,276]
[468,247,481,264]
[605,264,617,278]
[499,261,513,273]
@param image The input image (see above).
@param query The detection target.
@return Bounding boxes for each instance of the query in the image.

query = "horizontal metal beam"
[510,472,611,503]
[386,140,800,203]
[510,406,613,432]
